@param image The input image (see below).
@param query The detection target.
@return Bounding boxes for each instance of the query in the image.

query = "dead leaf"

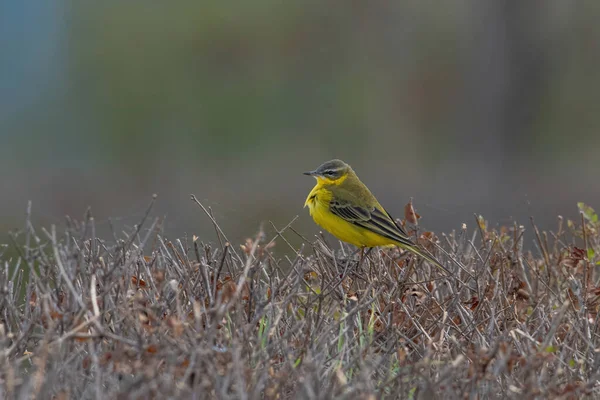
[131,276,147,287]
[404,199,421,225]
[146,344,159,354]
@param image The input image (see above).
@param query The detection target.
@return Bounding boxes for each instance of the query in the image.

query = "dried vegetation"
[1,197,600,399]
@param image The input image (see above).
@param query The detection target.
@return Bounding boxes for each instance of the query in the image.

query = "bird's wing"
[329,199,415,248]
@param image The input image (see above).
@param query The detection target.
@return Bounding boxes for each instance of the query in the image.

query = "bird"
[303,159,448,272]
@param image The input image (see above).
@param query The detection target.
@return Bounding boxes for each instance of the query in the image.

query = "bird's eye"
[324,170,335,177]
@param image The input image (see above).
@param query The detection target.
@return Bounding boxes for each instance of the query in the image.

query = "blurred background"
[1,1,599,252]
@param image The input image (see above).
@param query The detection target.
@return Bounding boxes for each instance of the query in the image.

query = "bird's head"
[303,159,353,185]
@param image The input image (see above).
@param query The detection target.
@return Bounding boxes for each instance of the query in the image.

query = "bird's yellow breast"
[304,184,397,248]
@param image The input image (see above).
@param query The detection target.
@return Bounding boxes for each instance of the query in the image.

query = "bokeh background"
[2,1,599,252]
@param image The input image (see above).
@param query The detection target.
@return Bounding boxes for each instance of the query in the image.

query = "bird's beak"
[303,170,317,176]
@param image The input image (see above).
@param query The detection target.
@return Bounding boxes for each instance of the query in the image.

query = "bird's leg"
[356,247,374,275]
[322,247,372,298]
[340,246,362,265]
[357,247,365,271]
[338,246,362,282]
[362,247,374,274]
[350,247,365,276]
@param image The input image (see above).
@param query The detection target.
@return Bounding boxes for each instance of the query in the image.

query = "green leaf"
[477,215,487,231]
[545,345,556,353]
[588,247,595,261]
[578,202,598,223]
[569,359,576,368]
[408,387,417,400]
[526,306,533,316]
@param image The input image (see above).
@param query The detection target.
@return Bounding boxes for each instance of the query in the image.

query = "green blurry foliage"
[69,1,375,162]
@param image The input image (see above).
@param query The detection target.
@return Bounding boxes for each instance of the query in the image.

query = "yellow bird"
[303,159,447,272]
